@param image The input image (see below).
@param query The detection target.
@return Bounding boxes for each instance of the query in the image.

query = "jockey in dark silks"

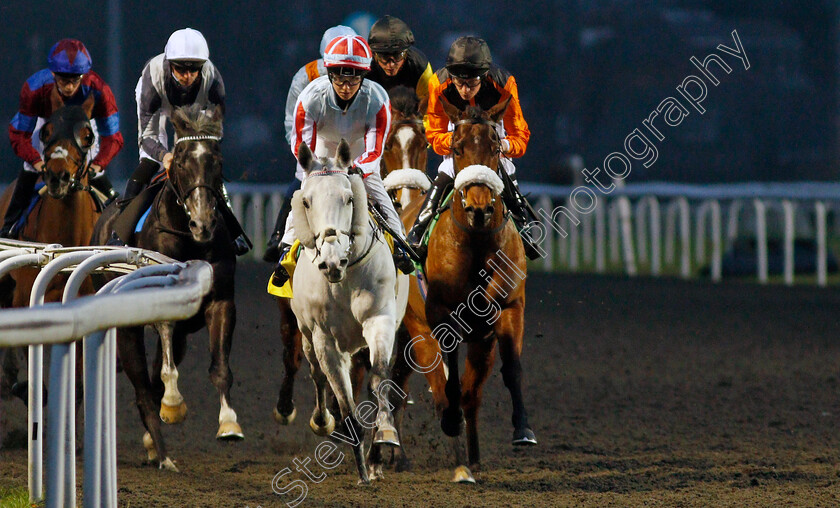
[263,25,357,263]
[365,15,433,102]
[113,27,251,255]
[2,38,123,238]
[406,36,542,260]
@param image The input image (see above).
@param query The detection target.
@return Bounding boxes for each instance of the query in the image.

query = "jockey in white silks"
[272,34,415,287]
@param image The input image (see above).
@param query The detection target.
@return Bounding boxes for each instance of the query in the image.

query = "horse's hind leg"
[274,298,301,425]
[496,306,536,446]
[206,299,244,440]
[154,322,187,425]
[462,339,497,467]
[118,327,177,471]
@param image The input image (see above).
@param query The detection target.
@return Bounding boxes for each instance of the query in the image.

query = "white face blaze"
[49,146,70,160]
[395,126,415,170]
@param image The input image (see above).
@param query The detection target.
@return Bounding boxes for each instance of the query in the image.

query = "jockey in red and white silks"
[280,71,403,245]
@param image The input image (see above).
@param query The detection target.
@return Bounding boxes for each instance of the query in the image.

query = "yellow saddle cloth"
[266,228,395,299]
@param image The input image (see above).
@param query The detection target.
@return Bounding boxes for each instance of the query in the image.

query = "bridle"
[449,116,508,233]
[40,117,94,192]
[166,135,224,218]
[303,169,379,268]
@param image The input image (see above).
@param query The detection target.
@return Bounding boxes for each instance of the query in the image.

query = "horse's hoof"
[309,411,335,436]
[216,421,245,441]
[452,465,475,484]
[159,401,187,424]
[512,427,537,446]
[273,406,297,425]
[367,463,384,481]
[159,457,179,472]
[406,391,415,405]
[143,432,157,461]
[373,427,400,447]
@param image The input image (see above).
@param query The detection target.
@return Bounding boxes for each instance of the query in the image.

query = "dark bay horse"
[0,90,100,402]
[399,97,537,483]
[91,104,242,471]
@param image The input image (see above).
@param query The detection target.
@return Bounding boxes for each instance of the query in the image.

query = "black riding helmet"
[446,36,492,79]
[368,15,415,53]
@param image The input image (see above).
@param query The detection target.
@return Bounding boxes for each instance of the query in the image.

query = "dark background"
[0,0,836,184]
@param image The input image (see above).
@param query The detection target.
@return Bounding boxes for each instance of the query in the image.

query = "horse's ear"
[349,174,369,237]
[211,104,224,123]
[418,96,428,117]
[171,107,189,135]
[81,93,96,119]
[39,123,54,145]
[48,86,64,115]
[336,139,352,169]
[439,95,462,125]
[297,142,313,172]
[291,191,316,249]
[487,95,512,124]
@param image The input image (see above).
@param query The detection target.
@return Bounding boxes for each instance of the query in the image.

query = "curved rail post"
[695,200,722,282]
[537,195,554,271]
[595,200,607,273]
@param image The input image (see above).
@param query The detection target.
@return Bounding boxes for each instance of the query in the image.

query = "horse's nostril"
[61,172,70,182]
[487,206,494,215]
[340,259,348,267]
[318,261,327,270]
[189,220,198,229]
[464,206,474,213]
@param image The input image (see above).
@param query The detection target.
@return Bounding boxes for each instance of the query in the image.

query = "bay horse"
[0,90,100,405]
[290,139,409,484]
[91,104,242,471]
[271,86,430,428]
[398,97,537,483]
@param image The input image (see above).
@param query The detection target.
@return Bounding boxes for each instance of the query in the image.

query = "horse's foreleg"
[316,342,369,484]
[118,327,177,471]
[155,322,187,425]
[363,316,400,481]
[496,305,536,446]
[1,347,21,400]
[462,339,497,467]
[274,298,301,425]
[206,300,243,440]
[301,333,334,436]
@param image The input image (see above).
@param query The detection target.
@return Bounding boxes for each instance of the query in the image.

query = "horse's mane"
[172,104,223,137]
[389,86,420,117]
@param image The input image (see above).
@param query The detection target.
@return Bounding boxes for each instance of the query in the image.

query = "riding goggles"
[374,50,407,65]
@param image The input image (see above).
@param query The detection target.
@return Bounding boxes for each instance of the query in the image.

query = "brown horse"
[397,97,537,482]
[0,90,100,403]
[91,104,242,471]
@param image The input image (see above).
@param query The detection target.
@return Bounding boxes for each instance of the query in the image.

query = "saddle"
[266,213,397,299]
[112,180,165,245]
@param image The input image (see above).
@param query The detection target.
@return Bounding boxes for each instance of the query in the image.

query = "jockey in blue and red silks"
[3,38,124,237]
[270,34,415,287]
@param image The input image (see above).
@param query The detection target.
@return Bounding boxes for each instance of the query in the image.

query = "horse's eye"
[452,146,463,157]
[347,195,353,205]
[302,198,310,209]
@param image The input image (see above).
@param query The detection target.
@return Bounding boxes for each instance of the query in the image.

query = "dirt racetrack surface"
[4,262,840,507]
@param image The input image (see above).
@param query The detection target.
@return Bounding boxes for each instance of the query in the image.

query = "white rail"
[0,240,212,507]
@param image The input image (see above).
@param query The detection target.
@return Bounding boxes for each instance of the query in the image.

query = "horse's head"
[441,95,510,229]
[292,139,368,283]
[382,86,430,210]
[169,104,225,244]
[38,90,96,199]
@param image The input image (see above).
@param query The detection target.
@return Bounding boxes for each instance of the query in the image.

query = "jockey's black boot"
[116,179,144,209]
[0,170,39,238]
[263,179,301,263]
[502,178,542,260]
[405,173,452,259]
[118,158,159,209]
[90,173,119,207]
[271,243,293,287]
[393,245,415,275]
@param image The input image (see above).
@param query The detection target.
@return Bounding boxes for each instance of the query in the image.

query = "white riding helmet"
[319,25,357,58]
[165,28,210,62]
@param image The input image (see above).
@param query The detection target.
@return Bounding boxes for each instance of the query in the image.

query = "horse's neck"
[27,192,96,245]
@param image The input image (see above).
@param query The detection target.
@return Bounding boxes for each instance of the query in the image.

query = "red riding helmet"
[323,35,372,72]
